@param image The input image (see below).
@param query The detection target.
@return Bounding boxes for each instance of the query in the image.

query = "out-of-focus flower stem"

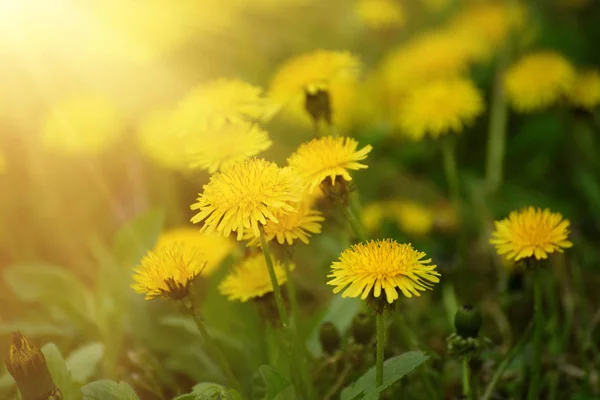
[376,313,385,390]
[527,269,544,400]
[441,136,460,204]
[462,357,472,399]
[346,193,368,242]
[259,228,290,328]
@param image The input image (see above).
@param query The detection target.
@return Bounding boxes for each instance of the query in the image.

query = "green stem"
[441,137,460,204]
[187,303,244,396]
[481,322,533,400]
[283,255,300,327]
[484,29,509,194]
[346,193,367,242]
[376,313,385,389]
[462,357,471,399]
[527,269,544,400]
[259,228,289,328]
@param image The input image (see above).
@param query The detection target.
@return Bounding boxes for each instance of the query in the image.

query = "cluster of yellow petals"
[190,158,303,240]
[137,109,191,170]
[490,207,573,261]
[355,0,405,30]
[328,239,440,303]
[218,254,292,302]
[566,69,600,110]
[362,200,435,236]
[287,136,372,193]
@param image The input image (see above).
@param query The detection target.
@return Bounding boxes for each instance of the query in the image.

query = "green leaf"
[341,351,429,400]
[259,365,293,400]
[3,264,95,328]
[41,343,81,400]
[81,380,139,400]
[66,342,105,383]
[113,208,165,267]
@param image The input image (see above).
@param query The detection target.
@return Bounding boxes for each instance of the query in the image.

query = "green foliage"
[41,343,81,400]
[341,351,429,400]
[112,208,165,268]
[80,380,139,400]
[65,342,105,383]
[259,365,299,400]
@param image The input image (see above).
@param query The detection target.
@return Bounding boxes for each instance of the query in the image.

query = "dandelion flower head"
[504,51,575,113]
[190,158,303,240]
[396,78,484,140]
[391,200,435,236]
[490,206,573,261]
[41,95,123,155]
[287,136,372,193]
[154,228,236,277]
[362,201,387,234]
[218,254,293,302]
[187,121,273,173]
[566,69,600,110]
[131,245,206,300]
[355,0,405,30]
[328,239,440,303]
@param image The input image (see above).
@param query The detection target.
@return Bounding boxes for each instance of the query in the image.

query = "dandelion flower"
[504,51,575,113]
[41,95,123,155]
[245,199,324,246]
[490,207,573,261]
[391,200,435,236]
[328,239,440,303]
[154,228,236,277]
[187,121,273,173]
[362,202,387,234]
[137,109,191,170]
[176,78,271,130]
[218,254,293,302]
[190,158,302,240]
[355,0,405,30]
[132,245,206,300]
[287,136,372,193]
[396,78,484,140]
[566,69,600,110]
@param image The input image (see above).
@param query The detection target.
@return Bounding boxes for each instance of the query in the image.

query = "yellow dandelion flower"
[218,254,293,302]
[504,51,575,113]
[566,69,600,110]
[391,200,435,236]
[190,158,303,240]
[137,109,191,170]
[131,245,206,300]
[355,0,405,30]
[328,239,440,303]
[380,29,484,97]
[396,78,484,140]
[154,228,236,277]
[287,136,372,193]
[176,78,271,130]
[490,207,573,261]
[362,201,387,234]
[187,121,273,173]
[41,95,123,155]
[244,199,324,246]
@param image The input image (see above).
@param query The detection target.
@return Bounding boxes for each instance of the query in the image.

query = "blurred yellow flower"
[328,239,440,303]
[420,0,451,12]
[218,254,292,302]
[391,200,435,236]
[137,109,190,170]
[245,199,324,246]
[566,69,600,110]
[490,207,573,261]
[287,136,372,193]
[41,95,123,155]
[355,0,405,30]
[362,201,387,234]
[154,228,236,277]
[396,78,484,140]
[187,121,273,173]
[131,245,206,300]
[190,158,302,240]
[176,78,271,130]
[504,51,575,113]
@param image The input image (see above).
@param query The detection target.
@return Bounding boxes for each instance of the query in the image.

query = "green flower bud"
[319,322,341,354]
[351,312,375,345]
[454,305,482,339]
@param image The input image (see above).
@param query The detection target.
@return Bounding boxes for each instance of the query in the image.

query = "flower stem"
[376,312,385,389]
[346,193,367,242]
[186,303,243,396]
[462,357,471,399]
[441,136,460,204]
[527,269,544,400]
[259,228,290,328]
[283,255,300,327]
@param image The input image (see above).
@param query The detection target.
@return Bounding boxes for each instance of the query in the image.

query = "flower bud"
[351,312,375,345]
[4,332,62,400]
[319,322,341,354]
[454,305,482,339]
[304,88,332,125]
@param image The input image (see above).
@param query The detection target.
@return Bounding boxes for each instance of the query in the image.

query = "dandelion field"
[1,1,600,399]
